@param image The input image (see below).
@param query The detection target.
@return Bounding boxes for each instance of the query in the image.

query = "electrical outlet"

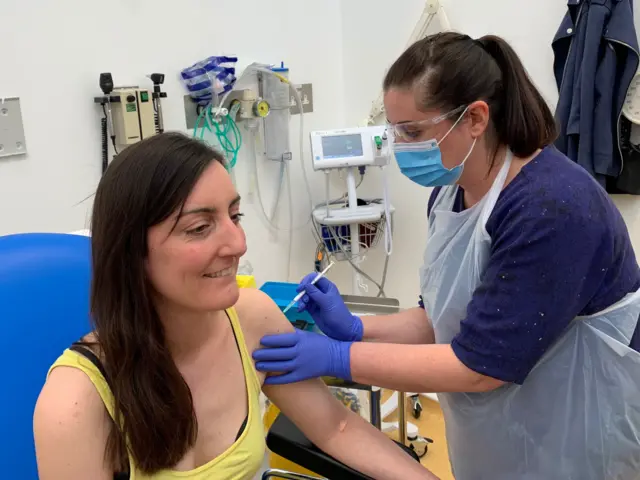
[289,83,313,115]
[0,97,27,158]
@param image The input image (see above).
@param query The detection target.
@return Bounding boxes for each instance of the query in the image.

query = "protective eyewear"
[386,105,467,142]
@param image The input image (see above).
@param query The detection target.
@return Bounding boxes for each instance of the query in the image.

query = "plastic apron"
[420,150,640,480]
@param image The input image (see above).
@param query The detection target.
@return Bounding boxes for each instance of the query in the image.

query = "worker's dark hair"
[383,32,557,164]
[87,132,226,474]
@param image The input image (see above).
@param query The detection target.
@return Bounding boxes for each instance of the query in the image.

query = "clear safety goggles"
[386,105,467,142]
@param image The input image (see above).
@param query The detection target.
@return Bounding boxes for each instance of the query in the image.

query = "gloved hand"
[252,329,353,385]
[296,273,364,342]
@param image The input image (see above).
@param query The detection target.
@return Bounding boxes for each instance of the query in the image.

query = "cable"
[288,79,314,222]
[212,64,314,230]
[248,130,278,231]
[194,102,242,170]
[100,116,108,173]
[381,165,393,256]
[309,210,387,297]
[245,65,314,225]
[270,162,286,225]
[312,168,390,296]
[153,101,160,134]
[285,162,294,282]
[101,104,117,167]
[325,222,387,297]
[377,253,390,298]
[244,113,294,281]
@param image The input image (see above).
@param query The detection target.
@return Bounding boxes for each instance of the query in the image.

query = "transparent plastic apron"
[420,151,640,480]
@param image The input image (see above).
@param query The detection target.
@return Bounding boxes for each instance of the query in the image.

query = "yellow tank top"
[47,308,266,480]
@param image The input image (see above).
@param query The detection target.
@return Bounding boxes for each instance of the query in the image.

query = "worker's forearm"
[361,307,435,344]
[350,342,505,393]
[320,409,439,480]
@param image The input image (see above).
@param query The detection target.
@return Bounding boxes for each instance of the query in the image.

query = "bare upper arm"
[33,366,113,480]
[236,289,351,446]
[235,287,295,337]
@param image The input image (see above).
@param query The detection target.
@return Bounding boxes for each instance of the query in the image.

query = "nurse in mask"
[253,32,640,479]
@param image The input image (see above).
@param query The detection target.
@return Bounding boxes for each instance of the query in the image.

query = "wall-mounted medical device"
[94,72,167,173]
[310,125,391,170]
[108,88,156,146]
[260,62,292,161]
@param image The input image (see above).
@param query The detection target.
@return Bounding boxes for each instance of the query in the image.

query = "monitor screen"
[321,134,363,159]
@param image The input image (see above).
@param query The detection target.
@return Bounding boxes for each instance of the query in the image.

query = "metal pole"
[398,391,407,445]
[370,386,382,430]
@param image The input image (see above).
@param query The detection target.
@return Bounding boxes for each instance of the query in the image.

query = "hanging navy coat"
[552,0,639,189]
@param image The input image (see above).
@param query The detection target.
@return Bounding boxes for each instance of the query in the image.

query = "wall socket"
[289,83,313,115]
[0,97,27,158]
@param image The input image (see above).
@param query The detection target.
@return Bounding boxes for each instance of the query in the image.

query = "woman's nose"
[219,220,247,256]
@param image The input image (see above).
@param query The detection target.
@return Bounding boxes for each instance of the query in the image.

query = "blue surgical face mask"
[392,107,476,187]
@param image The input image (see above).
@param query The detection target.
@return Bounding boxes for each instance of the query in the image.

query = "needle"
[282,261,335,314]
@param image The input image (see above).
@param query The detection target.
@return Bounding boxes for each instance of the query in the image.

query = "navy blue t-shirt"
[424,146,640,384]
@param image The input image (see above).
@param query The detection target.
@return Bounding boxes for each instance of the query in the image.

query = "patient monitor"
[310,125,391,170]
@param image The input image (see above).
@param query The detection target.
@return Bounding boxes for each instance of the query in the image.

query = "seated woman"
[33,132,436,480]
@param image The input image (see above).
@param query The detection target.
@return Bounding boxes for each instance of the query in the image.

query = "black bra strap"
[69,343,111,384]
[68,343,130,480]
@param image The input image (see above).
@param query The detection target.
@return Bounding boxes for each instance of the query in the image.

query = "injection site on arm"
[247,290,439,479]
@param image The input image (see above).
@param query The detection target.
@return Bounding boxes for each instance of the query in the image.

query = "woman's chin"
[202,281,240,311]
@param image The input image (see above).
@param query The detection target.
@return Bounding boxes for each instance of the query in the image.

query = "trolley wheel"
[408,436,434,458]
[410,395,423,419]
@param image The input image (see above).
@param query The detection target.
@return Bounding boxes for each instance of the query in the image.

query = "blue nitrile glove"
[252,329,352,385]
[296,274,364,342]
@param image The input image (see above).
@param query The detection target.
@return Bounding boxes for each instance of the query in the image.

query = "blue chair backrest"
[0,233,92,479]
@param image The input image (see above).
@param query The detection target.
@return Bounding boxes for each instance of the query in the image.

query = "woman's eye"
[232,213,245,224]
[405,129,422,138]
[186,224,210,236]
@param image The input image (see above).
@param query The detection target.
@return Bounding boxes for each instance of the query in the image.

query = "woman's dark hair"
[88,132,226,473]
[383,32,557,161]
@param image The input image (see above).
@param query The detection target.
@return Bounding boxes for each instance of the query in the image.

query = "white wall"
[4,0,640,308]
[0,0,346,286]
[338,0,640,308]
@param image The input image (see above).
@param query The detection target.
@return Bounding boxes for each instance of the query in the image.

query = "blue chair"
[0,233,92,479]
[0,232,419,479]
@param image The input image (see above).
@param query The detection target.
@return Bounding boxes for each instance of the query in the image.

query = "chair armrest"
[262,469,323,479]
[266,413,420,480]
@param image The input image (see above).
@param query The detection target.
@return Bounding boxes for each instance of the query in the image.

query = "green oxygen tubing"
[193,102,242,171]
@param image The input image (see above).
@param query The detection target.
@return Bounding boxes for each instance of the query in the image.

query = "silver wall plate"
[289,83,313,115]
[0,97,27,158]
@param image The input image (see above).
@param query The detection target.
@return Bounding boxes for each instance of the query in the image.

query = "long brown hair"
[383,32,557,166]
[88,132,226,473]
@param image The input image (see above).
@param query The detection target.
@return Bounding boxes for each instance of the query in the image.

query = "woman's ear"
[467,100,490,138]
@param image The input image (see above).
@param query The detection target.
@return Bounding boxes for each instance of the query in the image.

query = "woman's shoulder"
[34,360,112,477]
[34,356,110,457]
[233,288,294,342]
[39,336,109,422]
[491,146,621,232]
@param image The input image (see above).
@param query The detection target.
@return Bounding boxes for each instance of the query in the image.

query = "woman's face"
[384,87,473,171]
[146,160,247,313]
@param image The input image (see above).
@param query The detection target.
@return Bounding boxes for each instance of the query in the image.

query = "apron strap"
[479,149,513,228]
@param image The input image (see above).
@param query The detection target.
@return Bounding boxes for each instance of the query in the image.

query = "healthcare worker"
[254,32,640,479]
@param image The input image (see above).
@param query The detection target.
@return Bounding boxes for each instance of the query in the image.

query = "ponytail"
[384,32,557,159]
[476,35,557,157]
